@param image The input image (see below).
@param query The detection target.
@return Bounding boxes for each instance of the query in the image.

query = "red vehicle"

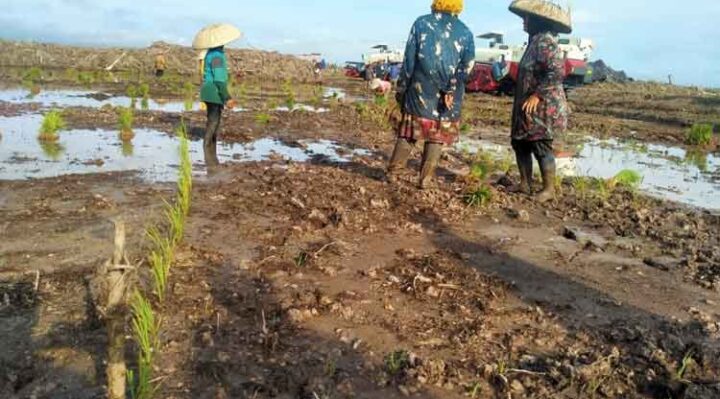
[344,62,365,79]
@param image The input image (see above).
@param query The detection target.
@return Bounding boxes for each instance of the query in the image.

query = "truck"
[467,32,594,95]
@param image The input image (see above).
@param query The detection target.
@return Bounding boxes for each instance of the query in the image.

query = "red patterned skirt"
[396,114,460,145]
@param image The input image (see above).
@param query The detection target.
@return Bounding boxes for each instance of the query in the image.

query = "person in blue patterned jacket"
[387,0,475,189]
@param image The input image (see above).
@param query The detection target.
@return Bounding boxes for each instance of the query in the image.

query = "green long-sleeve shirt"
[200,48,231,105]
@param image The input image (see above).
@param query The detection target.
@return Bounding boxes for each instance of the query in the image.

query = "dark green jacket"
[200,48,231,105]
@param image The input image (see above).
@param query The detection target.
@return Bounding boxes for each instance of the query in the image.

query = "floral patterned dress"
[511,32,569,142]
[396,12,475,145]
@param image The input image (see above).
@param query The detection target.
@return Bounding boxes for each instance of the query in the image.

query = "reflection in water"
[141,98,149,111]
[685,150,708,172]
[121,141,134,157]
[39,141,65,160]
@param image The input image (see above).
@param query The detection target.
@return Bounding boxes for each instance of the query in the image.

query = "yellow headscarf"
[432,0,464,15]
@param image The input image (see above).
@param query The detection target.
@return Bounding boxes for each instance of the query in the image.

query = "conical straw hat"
[509,0,572,34]
[192,23,243,49]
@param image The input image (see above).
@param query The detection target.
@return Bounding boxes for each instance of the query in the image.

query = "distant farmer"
[388,63,402,84]
[387,0,475,189]
[507,0,572,202]
[154,53,167,78]
[192,23,242,163]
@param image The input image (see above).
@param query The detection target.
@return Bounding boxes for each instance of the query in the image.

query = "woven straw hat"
[192,23,243,49]
[509,0,572,34]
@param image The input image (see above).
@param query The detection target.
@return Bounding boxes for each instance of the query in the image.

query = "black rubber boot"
[387,138,413,182]
[508,150,533,194]
[419,142,442,189]
[536,155,557,203]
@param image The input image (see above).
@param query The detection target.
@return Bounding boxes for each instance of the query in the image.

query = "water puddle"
[273,104,329,113]
[457,137,720,210]
[0,114,370,182]
[0,88,243,113]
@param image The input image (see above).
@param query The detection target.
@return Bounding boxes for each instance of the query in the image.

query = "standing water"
[0,114,371,182]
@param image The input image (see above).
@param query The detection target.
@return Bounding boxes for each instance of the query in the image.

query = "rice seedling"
[38,110,66,142]
[469,162,489,181]
[140,97,149,111]
[676,350,695,381]
[460,123,471,134]
[685,123,713,147]
[255,112,272,126]
[118,107,135,141]
[127,85,139,108]
[129,291,159,399]
[294,251,309,268]
[374,94,388,106]
[182,82,195,111]
[164,201,185,245]
[22,67,42,88]
[384,350,411,377]
[464,185,493,207]
[573,176,590,199]
[64,68,79,82]
[77,71,94,88]
[611,169,642,190]
[139,83,150,110]
[594,178,612,201]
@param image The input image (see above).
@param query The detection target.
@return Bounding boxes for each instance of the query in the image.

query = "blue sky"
[2,0,719,87]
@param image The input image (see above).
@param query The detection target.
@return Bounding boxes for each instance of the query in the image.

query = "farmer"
[154,53,167,78]
[201,46,236,156]
[192,23,242,160]
[370,78,393,97]
[507,0,572,202]
[387,0,476,188]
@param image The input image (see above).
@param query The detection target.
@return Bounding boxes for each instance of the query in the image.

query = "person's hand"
[522,94,541,115]
[225,99,238,109]
[443,92,455,110]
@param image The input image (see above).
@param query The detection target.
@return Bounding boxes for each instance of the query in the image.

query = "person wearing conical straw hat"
[386,0,476,189]
[193,23,241,163]
[507,0,571,202]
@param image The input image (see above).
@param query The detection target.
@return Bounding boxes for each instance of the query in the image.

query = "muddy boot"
[508,150,533,194]
[387,138,413,183]
[536,156,557,203]
[419,142,442,189]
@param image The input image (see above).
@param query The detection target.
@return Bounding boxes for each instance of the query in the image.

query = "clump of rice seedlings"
[165,200,185,245]
[127,85,139,108]
[685,123,713,147]
[573,176,590,199]
[610,169,642,190]
[22,67,43,88]
[77,71,94,88]
[676,350,695,381]
[129,291,159,399]
[282,79,296,109]
[255,112,271,126]
[182,82,195,112]
[139,83,150,111]
[384,350,411,377]
[469,162,489,181]
[118,107,135,141]
[374,94,388,106]
[594,178,612,201]
[38,110,66,142]
[460,123,471,134]
[464,185,493,207]
[146,226,173,301]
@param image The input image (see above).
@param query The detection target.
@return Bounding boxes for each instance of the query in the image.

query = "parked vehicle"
[467,32,594,95]
[344,62,365,79]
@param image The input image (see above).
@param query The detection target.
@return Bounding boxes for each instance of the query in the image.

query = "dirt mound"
[0,40,316,81]
[589,59,631,83]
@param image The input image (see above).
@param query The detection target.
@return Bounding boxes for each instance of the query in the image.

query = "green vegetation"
[374,94,388,106]
[40,142,65,160]
[573,176,590,199]
[255,112,271,126]
[22,67,43,90]
[685,123,713,147]
[182,82,195,112]
[384,350,411,377]
[77,71,94,88]
[282,78,296,109]
[127,85,139,109]
[676,350,695,381]
[464,185,493,207]
[611,169,642,189]
[460,123,471,134]
[146,226,173,301]
[294,251,309,268]
[685,150,708,172]
[129,291,159,399]
[122,141,134,157]
[469,162,489,181]
[139,83,150,111]
[118,107,134,141]
[38,110,66,142]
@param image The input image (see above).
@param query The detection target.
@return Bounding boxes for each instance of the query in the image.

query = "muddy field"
[1,43,720,399]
